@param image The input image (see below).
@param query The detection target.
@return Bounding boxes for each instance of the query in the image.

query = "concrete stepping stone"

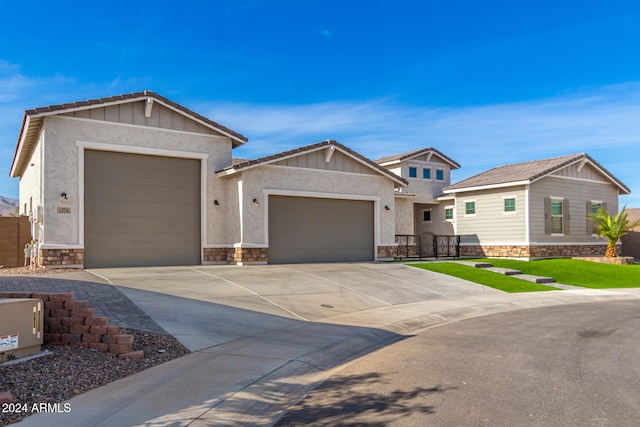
[484,267,523,275]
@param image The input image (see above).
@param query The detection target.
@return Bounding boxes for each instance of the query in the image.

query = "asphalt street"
[277,300,640,427]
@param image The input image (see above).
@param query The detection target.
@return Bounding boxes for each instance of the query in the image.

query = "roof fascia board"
[9,115,31,177]
[377,159,401,167]
[151,98,246,145]
[379,150,459,169]
[443,180,531,194]
[337,146,407,186]
[25,95,246,146]
[218,143,408,186]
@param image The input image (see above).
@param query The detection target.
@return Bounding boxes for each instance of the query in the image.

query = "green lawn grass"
[466,258,640,289]
[409,262,560,293]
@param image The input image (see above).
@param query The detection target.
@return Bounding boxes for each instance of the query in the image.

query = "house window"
[423,168,431,179]
[551,199,563,234]
[504,198,516,212]
[409,167,417,178]
[589,201,603,234]
[422,209,432,222]
[436,169,444,181]
[465,201,476,215]
[445,207,454,220]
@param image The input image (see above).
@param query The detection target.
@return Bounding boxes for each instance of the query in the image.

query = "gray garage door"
[268,196,374,263]
[84,150,201,268]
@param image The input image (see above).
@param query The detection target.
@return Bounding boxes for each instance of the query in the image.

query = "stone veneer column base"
[376,245,397,259]
[39,248,84,268]
[460,244,613,259]
[234,247,269,264]
[202,247,235,263]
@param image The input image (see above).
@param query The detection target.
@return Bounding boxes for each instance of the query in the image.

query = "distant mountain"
[0,196,19,216]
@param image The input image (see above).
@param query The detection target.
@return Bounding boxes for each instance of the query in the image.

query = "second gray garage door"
[268,196,374,263]
[84,150,201,268]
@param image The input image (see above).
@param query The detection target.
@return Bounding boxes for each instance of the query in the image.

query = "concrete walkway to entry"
[14,262,640,426]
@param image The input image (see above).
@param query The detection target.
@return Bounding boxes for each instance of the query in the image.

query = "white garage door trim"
[262,188,382,249]
[76,140,209,258]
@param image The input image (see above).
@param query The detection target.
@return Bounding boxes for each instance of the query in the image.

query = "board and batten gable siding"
[528,174,619,243]
[456,186,527,244]
[62,100,221,136]
[273,150,377,175]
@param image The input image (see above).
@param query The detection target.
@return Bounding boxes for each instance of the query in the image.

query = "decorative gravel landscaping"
[0,329,190,426]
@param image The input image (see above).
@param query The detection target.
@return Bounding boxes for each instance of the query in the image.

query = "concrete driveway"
[90,262,501,350]
[17,263,639,426]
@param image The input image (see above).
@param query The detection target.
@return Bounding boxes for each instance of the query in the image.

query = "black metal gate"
[395,232,460,259]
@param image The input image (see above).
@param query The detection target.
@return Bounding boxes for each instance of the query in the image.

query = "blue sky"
[1,0,639,206]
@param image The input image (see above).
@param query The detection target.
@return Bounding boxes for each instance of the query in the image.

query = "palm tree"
[590,206,640,257]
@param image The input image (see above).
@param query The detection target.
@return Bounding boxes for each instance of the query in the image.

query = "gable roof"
[443,153,630,194]
[375,147,460,169]
[623,208,640,225]
[10,90,248,178]
[217,139,408,186]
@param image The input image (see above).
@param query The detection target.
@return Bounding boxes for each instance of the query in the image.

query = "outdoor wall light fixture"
[60,192,68,202]
[252,198,260,206]
[384,205,391,211]
[214,200,220,206]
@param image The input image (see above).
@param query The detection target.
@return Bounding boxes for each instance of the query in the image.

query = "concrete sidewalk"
[12,264,640,426]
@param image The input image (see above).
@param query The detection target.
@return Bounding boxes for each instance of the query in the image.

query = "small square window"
[423,210,431,222]
[409,167,417,178]
[465,201,476,215]
[504,198,516,212]
[436,169,444,181]
[423,168,431,179]
[445,208,454,220]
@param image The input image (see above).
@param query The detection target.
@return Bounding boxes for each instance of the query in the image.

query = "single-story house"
[8,91,632,267]
[440,154,631,258]
[9,91,405,268]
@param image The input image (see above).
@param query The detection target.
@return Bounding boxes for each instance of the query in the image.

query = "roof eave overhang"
[377,149,461,170]
[217,143,408,187]
[10,93,249,178]
[443,180,531,194]
[23,95,248,148]
[10,114,41,178]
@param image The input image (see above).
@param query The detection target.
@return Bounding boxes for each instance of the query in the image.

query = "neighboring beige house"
[441,154,631,258]
[8,91,632,267]
[621,208,640,260]
[10,91,406,268]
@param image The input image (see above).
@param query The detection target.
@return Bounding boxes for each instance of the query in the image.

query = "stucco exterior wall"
[394,196,414,235]
[229,164,397,246]
[399,159,452,203]
[528,175,619,244]
[456,186,527,245]
[414,203,455,236]
[39,116,233,246]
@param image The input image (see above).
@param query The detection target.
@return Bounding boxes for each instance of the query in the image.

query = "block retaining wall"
[0,292,136,357]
